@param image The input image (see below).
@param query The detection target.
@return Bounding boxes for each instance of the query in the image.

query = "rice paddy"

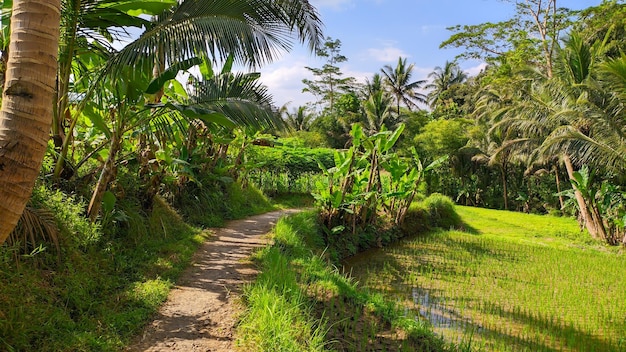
[343,206,626,351]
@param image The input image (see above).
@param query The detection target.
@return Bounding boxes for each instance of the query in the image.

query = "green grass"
[236,211,448,352]
[176,181,276,227]
[345,206,626,351]
[0,182,276,351]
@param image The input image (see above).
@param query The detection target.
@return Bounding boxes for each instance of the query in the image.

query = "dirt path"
[127,209,300,352]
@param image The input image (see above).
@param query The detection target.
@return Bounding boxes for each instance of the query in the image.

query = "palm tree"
[87,59,279,219]
[52,0,324,179]
[363,73,384,98]
[362,89,394,135]
[426,61,467,109]
[108,0,323,74]
[490,33,623,242]
[380,57,427,114]
[282,105,314,132]
[0,0,323,239]
[0,0,62,243]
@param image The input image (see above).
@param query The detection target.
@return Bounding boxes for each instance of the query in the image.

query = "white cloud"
[259,57,317,108]
[259,56,376,109]
[343,66,373,85]
[412,65,434,79]
[464,62,488,77]
[366,46,410,63]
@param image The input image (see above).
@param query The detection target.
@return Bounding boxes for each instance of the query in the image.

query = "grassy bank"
[0,182,276,351]
[236,208,453,351]
[345,206,626,351]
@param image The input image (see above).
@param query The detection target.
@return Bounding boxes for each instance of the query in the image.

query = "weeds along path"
[127,209,300,352]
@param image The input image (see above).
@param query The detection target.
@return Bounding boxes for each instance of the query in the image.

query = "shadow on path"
[127,209,300,352]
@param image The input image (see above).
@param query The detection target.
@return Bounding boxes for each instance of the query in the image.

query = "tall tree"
[282,104,314,132]
[442,0,573,78]
[380,57,427,114]
[302,37,357,115]
[52,0,173,179]
[426,61,468,109]
[0,0,62,243]
[491,32,616,240]
[52,0,324,179]
[362,88,394,135]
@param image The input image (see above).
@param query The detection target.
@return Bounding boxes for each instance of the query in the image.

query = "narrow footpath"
[127,209,300,352]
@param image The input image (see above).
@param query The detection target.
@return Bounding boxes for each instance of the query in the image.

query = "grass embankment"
[346,206,626,351]
[236,199,462,351]
[0,182,278,351]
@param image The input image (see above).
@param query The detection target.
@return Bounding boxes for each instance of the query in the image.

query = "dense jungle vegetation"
[0,0,625,351]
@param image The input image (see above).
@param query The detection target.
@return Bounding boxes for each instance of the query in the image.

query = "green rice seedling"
[344,206,626,351]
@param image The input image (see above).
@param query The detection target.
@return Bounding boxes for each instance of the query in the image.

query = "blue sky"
[258,0,603,109]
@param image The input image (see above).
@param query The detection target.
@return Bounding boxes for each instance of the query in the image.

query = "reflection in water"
[410,286,482,341]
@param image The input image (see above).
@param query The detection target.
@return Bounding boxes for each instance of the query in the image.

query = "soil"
[127,209,300,352]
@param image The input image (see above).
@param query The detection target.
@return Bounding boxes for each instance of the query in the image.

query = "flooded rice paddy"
[343,206,626,351]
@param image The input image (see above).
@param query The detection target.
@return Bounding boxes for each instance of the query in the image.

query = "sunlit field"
[345,206,626,351]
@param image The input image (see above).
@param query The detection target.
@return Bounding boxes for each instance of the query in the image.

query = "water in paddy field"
[342,243,626,352]
[342,248,483,347]
[411,286,478,331]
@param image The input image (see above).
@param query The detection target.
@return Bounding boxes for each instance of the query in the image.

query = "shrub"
[29,184,102,251]
[402,193,462,235]
[174,180,273,227]
[422,193,462,229]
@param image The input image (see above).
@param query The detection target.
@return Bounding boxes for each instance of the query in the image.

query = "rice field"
[343,206,626,351]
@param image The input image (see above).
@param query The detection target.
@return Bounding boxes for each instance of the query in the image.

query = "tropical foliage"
[2,0,626,350]
[313,123,446,251]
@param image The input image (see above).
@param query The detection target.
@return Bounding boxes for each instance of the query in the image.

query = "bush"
[174,180,273,227]
[422,193,462,229]
[402,193,462,235]
[0,177,273,351]
[29,184,101,251]
[281,132,331,148]
[247,145,335,176]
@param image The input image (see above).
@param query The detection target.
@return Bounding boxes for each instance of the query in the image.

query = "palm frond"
[541,125,626,171]
[107,0,322,75]
[601,54,626,99]
[8,205,61,258]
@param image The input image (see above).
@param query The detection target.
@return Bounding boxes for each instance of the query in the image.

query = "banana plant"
[313,122,448,234]
[51,0,177,180]
[396,148,448,225]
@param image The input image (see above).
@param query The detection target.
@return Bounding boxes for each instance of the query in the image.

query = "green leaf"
[382,123,405,152]
[350,123,364,148]
[83,103,112,139]
[102,191,117,213]
[1,0,12,38]
[101,0,177,16]
[146,57,203,94]
[330,225,345,235]
[424,155,449,173]
[331,190,343,209]
[150,102,236,129]
[221,53,235,75]
[198,56,214,80]
[168,79,188,99]
[315,157,329,174]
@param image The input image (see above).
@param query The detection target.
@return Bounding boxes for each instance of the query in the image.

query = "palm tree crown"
[108,0,324,75]
[426,61,468,108]
[380,57,427,114]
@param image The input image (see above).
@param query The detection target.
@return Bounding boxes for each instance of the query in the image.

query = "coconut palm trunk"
[562,154,605,240]
[0,0,61,244]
